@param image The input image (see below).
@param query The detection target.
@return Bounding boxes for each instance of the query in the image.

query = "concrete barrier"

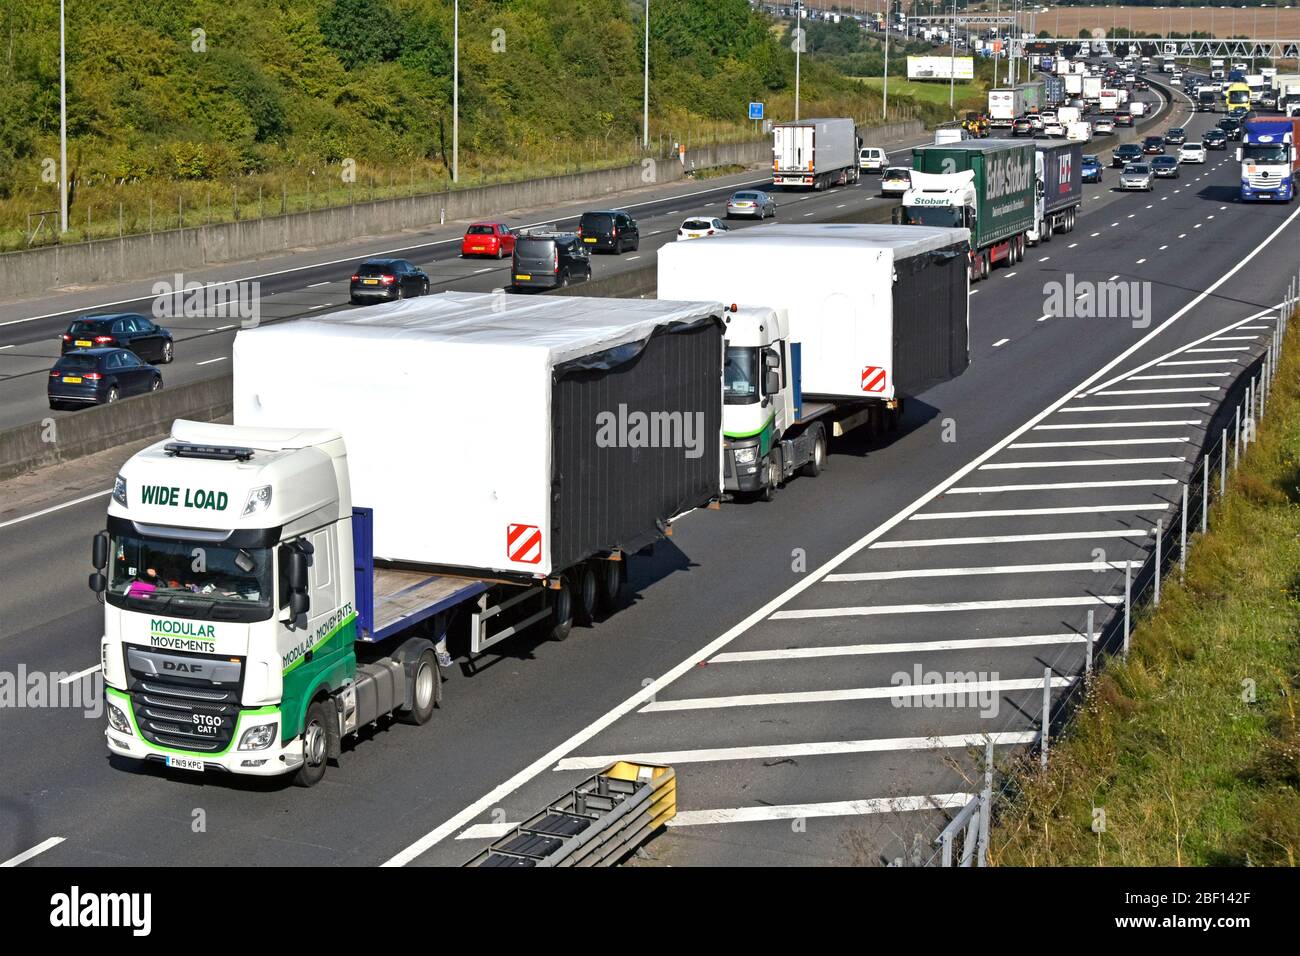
[0,121,926,302]
[0,377,231,481]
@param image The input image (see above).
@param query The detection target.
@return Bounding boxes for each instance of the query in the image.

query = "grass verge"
[991,320,1300,867]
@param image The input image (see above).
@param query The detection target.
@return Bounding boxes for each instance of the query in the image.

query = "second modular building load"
[658,224,970,401]
[232,293,726,578]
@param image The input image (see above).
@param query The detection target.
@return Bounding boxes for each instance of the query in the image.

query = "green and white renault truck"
[92,293,723,785]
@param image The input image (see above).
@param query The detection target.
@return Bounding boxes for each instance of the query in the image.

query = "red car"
[461,222,515,258]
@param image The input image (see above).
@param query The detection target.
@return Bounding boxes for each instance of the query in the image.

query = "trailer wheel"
[293,699,331,788]
[574,564,599,626]
[598,559,627,613]
[397,648,438,725]
[548,579,574,641]
[803,430,827,478]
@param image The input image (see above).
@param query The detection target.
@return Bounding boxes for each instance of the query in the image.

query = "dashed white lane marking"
[1136,258,1147,264]
[1194,223,1202,229]
[871,530,1151,548]
[625,255,641,261]
[992,337,1010,347]
[911,503,1168,520]
[668,794,975,827]
[1039,256,1050,262]
[1,838,64,868]
[640,675,1077,712]
[58,665,101,685]
[553,732,1041,772]
[1068,242,1078,248]
[473,267,493,273]
[307,281,331,288]
[1091,232,1101,237]
[825,561,1141,583]
[711,634,1092,664]
[195,357,227,366]
[1159,245,1168,250]
[948,479,1177,493]
[803,212,816,217]
[980,457,1184,469]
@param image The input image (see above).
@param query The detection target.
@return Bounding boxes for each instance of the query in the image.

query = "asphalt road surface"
[10,76,1292,868]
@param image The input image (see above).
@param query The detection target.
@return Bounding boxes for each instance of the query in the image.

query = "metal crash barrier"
[464,762,676,867]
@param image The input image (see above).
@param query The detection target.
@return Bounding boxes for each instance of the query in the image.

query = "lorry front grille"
[125,650,245,753]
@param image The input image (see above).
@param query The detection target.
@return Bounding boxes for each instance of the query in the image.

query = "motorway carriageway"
[0,80,1169,432]
[14,84,1290,868]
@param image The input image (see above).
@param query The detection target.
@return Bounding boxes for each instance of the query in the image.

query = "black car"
[61,313,173,364]
[1164,127,1187,146]
[577,210,639,253]
[1112,143,1143,168]
[1151,155,1181,178]
[1218,117,1244,141]
[511,232,592,292]
[349,259,430,304]
[1142,135,1165,154]
[48,348,161,410]
[1203,128,1228,150]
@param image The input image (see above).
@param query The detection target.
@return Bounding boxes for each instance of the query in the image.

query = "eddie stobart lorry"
[90,293,724,785]
[894,139,1039,281]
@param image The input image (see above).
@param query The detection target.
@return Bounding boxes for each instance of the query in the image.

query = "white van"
[858,146,887,173]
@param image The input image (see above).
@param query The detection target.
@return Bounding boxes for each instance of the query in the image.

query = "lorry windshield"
[107,531,274,620]
[900,205,964,228]
[724,346,759,405]
[1243,143,1289,164]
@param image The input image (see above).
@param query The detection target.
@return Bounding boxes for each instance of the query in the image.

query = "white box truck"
[91,293,726,785]
[658,224,970,497]
[772,117,861,190]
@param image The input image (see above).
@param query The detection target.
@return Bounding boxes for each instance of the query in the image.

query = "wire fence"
[921,275,1299,868]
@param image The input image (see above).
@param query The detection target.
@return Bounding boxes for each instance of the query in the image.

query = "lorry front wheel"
[549,580,574,641]
[397,649,438,726]
[760,455,781,502]
[803,431,827,478]
[293,699,331,788]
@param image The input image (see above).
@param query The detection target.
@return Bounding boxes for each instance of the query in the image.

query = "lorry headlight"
[112,474,128,508]
[243,485,273,517]
[106,700,132,735]
[239,723,277,751]
[733,446,758,465]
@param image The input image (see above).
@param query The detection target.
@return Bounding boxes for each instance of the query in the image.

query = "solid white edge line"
[380,198,1300,865]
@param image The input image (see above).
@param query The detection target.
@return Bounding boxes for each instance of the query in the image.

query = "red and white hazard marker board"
[861,365,887,393]
[506,523,543,564]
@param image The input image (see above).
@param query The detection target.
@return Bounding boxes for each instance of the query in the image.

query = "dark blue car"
[1081,155,1103,183]
[48,348,162,410]
[61,313,173,363]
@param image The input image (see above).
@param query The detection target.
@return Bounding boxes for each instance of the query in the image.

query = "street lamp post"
[60,0,67,233]
[643,0,649,148]
[452,0,459,183]
[949,0,956,110]
[882,0,890,120]
[795,0,802,121]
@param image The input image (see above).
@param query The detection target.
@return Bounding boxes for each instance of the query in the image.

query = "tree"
[320,0,402,70]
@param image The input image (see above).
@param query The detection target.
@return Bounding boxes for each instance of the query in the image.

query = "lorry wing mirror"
[764,369,780,396]
[92,530,109,571]
[288,549,309,591]
[764,348,781,369]
[89,572,107,594]
[289,590,310,618]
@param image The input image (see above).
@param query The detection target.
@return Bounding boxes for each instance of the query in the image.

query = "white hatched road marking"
[639,677,1076,713]
[870,530,1151,549]
[980,457,1183,469]
[825,560,1141,582]
[1008,437,1188,448]
[710,634,1093,664]
[948,479,1177,493]
[1,838,65,868]
[1063,403,1210,412]
[668,794,974,827]
[771,596,1122,619]
[1032,420,1201,429]
[910,503,1168,520]
[553,732,1041,772]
